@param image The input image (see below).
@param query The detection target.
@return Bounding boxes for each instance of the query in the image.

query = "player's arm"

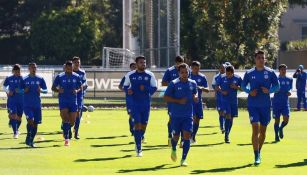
[51,76,63,93]
[161,70,170,86]
[123,73,133,95]
[73,76,83,94]
[287,79,293,96]
[192,82,199,103]
[2,77,12,96]
[293,69,300,78]
[144,73,158,95]
[241,72,257,96]
[118,76,125,91]
[39,78,48,94]
[268,72,280,93]
[231,77,243,91]
[198,77,209,93]
[82,71,88,91]
[164,82,186,104]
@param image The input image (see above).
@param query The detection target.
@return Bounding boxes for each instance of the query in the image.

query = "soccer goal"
[102,47,136,69]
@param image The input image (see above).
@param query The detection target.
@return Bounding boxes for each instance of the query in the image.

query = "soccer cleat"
[136,151,143,157]
[171,150,177,162]
[190,138,196,144]
[225,136,230,144]
[221,129,225,134]
[25,136,31,146]
[168,138,172,147]
[180,159,188,167]
[279,128,284,139]
[74,133,80,140]
[254,155,261,166]
[64,139,70,146]
[13,133,19,139]
[30,143,36,148]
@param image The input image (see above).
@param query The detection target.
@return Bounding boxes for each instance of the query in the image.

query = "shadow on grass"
[86,135,128,140]
[37,131,62,135]
[197,132,218,136]
[74,155,132,162]
[237,141,278,146]
[199,126,218,129]
[191,164,253,174]
[117,164,180,173]
[0,145,60,150]
[91,143,133,148]
[191,142,224,147]
[275,159,307,168]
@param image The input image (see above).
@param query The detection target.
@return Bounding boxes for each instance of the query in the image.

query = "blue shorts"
[126,102,133,115]
[24,106,42,124]
[222,102,238,118]
[272,105,290,119]
[193,102,203,119]
[248,106,271,126]
[7,102,23,116]
[171,117,193,135]
[59,101,78,112]
[131,105,150,125]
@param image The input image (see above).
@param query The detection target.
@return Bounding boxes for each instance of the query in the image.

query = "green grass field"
[0,109,306,175]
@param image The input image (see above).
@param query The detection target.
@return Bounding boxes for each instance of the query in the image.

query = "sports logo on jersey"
[264,71,268,75]
[252,76,256,79]
[178,87,182,90]
[73,79,76,83]
[233,80,237,84]
[138,76,142,80]
[286,81,290,85]
[172,73,177,77]
[190,86,194,90]
[197,79,201,82]
[144,76,149,81]
[36,81,40,85]
[264,75,269,79]
[281,81,285,85]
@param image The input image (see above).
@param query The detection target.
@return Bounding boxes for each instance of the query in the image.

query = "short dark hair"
[226,65,234,73]
[129,62,136,68]
[135,56,145,63]
[175,56,184,63]
[178,63,189,72]
[254,50,265,58]
[12,64,21,71]
[28,62,37,67]
[65,60,73,66]
[72,56,80,61]
[191,61,201,67]
[279,64,287,70]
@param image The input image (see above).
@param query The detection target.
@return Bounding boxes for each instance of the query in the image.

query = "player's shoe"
[30,142,36,148]
[279,128,284,139]
[168,138,172,147]
[180,159,188,167]
[225,135,230,144]
[74,133,80,140]
[254,154,261,166]
[179,141,184,148]
[190,138,196,144]
[221,129,225,134]
[171,150,177,162]
[136,150,143,157]
[25,136,31,146]
[64,139,70,146]
[13,133,19,139]
[142,137,147,144]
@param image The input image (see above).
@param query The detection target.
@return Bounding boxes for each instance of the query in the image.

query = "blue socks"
[182,139,191,160]
[134,130,142,152]
[129,118,134,135]
[167,122,172,138]
[254,150,259,159]
[225,119,231,135]
[17,120,21,130]
[11,119,18,134]
[74,117,81,134]
[192,122,199,140]
[62,123,71,140]
[32,126,37,140]
[274,123,279,136]
[171,138,178,151]
[219,115,225,130]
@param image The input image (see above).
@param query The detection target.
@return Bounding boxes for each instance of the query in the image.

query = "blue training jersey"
[164,78,198,118]
[273,76,293,107]
[293,71,306,91]
[123,70,157,106]
[190,72,208,102]
[162,66,180,84]
[3,75,25,103]
[216,74,242,104]
[119,76,133,106]
[212,73,224,101]
[52,72,82,103]
[241,67,279,107]
[73,69,87,100]
[23,75,47,108]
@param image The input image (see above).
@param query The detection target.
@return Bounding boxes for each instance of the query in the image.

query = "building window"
[302,26,307,40]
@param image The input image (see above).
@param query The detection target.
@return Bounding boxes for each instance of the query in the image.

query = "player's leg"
[170,118,180,162]
[248,106,261,165]
[16,102,23,132]
[74,99,84,139]
[224,103,232,143]
[273,106,281,142]
[132,106,143,156]
[181,118,193,166]
[297,91,301,111]
[8,104,19,138]
[30,107,42,147]
[60,108,70,146]
[167,113,172,146]
[192,116,200,143]
[279,107,290,139]
[303,91,307,110]
[217,99,225,133]
[257,107,271,165]
[24,107,34,146]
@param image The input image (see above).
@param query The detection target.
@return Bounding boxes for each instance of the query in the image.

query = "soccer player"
[162,56,184,146]
[2,64,25,138]
[273,64,293,142]
[189,61,209,143]
[215,65,242,143]
[292,65,307,111]
[23,63,48,147]
[212,63,226,133]
[119,62,136,136]
[164,63,198,166]
[241,50,279,165]
[72,56,88,139]
[52,61,82,146]
[123,56,157,157]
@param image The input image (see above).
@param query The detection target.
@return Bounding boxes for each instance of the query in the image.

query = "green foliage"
[284,39,307,51]
[181,0,289,69]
